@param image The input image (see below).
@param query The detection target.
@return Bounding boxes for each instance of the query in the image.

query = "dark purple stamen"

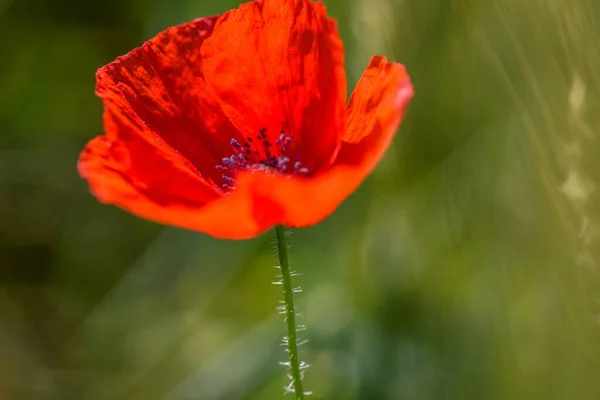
[222,174,235,183]
[216,127,310,191]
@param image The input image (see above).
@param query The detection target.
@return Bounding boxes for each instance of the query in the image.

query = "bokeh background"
[1,0,600,398]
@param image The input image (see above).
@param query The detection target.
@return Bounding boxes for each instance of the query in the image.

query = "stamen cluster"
[217,128,309,190]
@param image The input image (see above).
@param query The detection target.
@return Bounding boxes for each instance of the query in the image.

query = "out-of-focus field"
[1,0,599,399]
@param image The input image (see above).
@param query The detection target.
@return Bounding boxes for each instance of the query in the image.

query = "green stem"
[274,225,305,399]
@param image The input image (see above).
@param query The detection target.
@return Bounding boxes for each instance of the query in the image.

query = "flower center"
[216,127,309,191]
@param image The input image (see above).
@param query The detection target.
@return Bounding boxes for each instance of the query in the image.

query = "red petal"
[200,0,346,171]
[79,112,218,221]
[335,56,413,168]
[233,56,413,227]
[96,16,239,187]
[79,126,280,240]
[79,16,283,239]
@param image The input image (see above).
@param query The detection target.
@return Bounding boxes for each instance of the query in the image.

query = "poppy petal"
[335,55,413,167]
[96,16,240,187]
[231,56,413,227]
[79,123,280,239]
[200,0,346,171]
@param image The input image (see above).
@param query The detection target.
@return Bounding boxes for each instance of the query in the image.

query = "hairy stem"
[274,225,305,399]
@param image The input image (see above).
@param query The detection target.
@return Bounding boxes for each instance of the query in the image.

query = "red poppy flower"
[78,0,413,239]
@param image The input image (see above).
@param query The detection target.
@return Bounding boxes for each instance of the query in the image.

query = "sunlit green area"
[1,0,599,398]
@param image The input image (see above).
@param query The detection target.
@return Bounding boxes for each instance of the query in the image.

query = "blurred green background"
[1,0,599,398]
